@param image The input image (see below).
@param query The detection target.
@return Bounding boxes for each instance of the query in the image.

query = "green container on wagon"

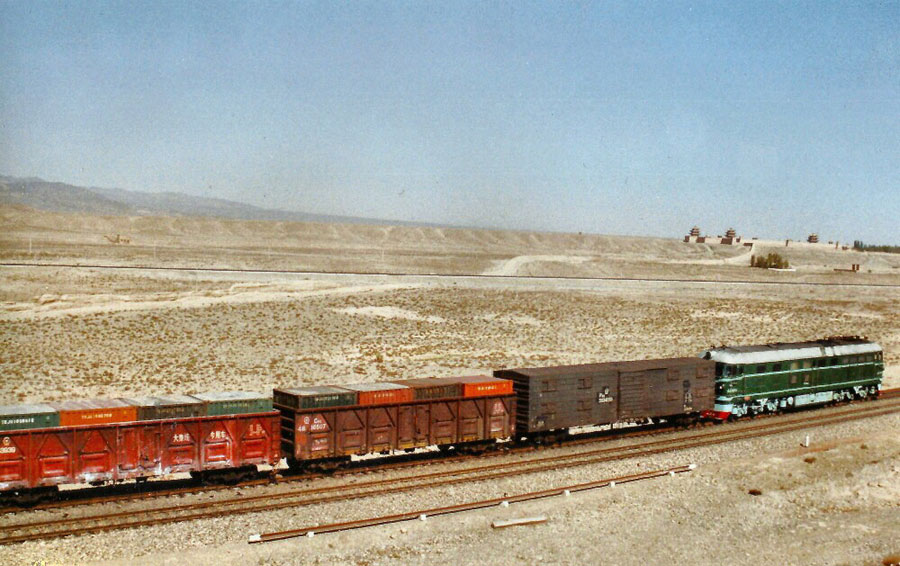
[0,404,60,431]
[273,386,358,410]
[190,391,272,416]
[121,395,207,420]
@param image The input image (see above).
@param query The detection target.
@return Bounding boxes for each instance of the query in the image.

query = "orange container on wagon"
[50,398,138,427]
[454,376,514,398]
[339,383,413,406]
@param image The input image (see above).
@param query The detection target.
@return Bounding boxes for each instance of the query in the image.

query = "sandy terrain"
[3,204,900,282]
[0,206,898,565]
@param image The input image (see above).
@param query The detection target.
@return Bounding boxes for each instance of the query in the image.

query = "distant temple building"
[807,233,819,243]
[684,226,741,245]
[720,227,740,245]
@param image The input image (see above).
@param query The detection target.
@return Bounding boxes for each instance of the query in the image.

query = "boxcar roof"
[700,337,881,365]
[497,357,707,379]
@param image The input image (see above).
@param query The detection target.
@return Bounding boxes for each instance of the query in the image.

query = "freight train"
[0,336,884,501]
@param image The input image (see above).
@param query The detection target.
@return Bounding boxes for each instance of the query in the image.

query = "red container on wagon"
[453,376,514,398]
[50,398,138,427]
[338,383,413,406]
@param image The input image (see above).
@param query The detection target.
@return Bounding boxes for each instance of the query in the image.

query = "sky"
[1,1,898,242]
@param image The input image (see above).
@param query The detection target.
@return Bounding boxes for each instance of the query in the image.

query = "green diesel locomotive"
[700,336,883,419]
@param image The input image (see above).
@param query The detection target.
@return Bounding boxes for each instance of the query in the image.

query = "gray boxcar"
[494,357,715,434]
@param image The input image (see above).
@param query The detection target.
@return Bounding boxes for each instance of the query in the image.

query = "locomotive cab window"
[773,363,782,372]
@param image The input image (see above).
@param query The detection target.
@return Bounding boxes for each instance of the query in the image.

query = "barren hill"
[2,204,899,283]
[0,175,415,226]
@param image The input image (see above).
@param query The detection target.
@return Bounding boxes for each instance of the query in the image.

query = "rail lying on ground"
[250,465,695,543]
[1,397,897,545]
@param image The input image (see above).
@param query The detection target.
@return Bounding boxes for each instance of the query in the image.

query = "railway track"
[0,419,672,516]
[7,389,895,516]
[3,261,899,288]
[2,396,897,546]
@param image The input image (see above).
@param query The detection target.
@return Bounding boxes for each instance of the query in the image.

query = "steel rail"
[0,393,889,518]
[3,261,899,288]
[2,392,894,516]
[1,398,896,545]
[250,465,695,543]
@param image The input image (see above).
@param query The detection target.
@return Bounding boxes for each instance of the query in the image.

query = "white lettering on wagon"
[297,415,328,433]
[81,413,114,420]
[0,437,15,454]
[172,433,192,443]
[208,430,227,441]
[2,417,36,425]
[597,387,614,404]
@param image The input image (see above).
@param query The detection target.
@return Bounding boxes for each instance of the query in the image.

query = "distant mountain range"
[0,175,428,226]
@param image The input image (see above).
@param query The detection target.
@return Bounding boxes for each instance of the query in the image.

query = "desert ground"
[0,205,898,565]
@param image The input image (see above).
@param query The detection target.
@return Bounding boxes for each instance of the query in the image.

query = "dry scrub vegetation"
[1,278,896,403]
[1,206,898,402]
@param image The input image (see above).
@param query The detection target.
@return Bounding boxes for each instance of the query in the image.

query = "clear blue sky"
[1,1,898,242]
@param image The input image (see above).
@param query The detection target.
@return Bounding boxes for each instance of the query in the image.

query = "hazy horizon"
[1,2,898,243]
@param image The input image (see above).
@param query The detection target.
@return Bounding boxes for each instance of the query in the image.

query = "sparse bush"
[751,253,790,269]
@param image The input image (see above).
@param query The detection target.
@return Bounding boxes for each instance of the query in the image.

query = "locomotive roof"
[700,337,881,365]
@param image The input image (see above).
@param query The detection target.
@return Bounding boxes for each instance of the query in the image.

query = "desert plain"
[0,205,898,565]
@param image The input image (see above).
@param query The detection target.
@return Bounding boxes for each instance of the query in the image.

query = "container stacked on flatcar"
[274,376,515,467]
[0,392,280,493]
[494,357,715,436]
